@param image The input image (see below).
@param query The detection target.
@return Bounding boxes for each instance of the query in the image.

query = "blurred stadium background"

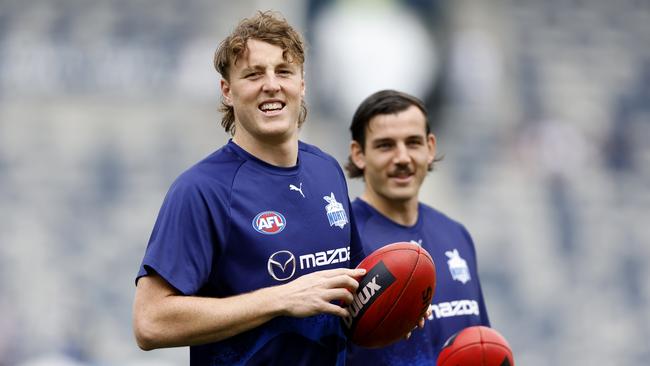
[1,0,649,364]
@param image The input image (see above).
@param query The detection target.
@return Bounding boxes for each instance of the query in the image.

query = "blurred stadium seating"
[0,0,648,365]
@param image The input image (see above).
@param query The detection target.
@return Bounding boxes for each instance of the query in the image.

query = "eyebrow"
[371,135,424,143]
[240,61,295,74]
[405,135,425,141]
[370,138,394,145]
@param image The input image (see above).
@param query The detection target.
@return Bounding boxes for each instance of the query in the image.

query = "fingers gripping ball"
[437,326,514,366]
[343,242,436,348]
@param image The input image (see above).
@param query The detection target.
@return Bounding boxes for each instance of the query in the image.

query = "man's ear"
[427,133,437,164]
[220,79,232,106]
[350,140,366,171]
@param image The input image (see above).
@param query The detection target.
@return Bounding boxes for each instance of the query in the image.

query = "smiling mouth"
[390,174,413,182]
[259,101,285,113]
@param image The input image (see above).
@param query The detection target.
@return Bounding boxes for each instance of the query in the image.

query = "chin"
[260,127,298,143]
[260,118,296,133]
[385,190,418,202]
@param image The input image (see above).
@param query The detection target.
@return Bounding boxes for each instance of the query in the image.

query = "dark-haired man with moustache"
[345,90,490,365]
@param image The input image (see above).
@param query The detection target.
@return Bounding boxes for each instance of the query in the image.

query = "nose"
[393,143,410,164]
[262,73,281,93]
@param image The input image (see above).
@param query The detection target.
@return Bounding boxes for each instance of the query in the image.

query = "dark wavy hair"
[213,11,307,135]
[345,89,441,178]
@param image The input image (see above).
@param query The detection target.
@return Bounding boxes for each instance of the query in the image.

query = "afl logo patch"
[253,211,286,235]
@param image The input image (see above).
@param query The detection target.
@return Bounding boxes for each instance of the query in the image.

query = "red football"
[343,242,436,348]
[437,326,514,366]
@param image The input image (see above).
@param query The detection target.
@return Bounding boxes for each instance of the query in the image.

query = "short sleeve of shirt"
[136,176,221,295]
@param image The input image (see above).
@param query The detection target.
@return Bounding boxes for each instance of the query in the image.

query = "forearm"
[133,267,364,350]
[134,276,283,350]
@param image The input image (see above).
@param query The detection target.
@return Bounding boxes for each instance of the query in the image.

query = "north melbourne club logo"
[323,193,348,229]
[446,249,471,284]
[252,211,286,235]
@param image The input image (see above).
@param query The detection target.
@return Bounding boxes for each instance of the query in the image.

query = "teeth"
[260,102,282,111]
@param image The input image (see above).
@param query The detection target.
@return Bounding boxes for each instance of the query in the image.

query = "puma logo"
[289,183,305,198]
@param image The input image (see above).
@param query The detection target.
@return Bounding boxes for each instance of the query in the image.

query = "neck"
[232,134,298,167]
[360,192,419,227]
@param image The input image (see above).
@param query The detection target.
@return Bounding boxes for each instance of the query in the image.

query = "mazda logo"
[267,250,296,281]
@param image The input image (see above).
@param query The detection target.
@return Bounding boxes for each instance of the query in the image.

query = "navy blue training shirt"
[346,198,490,366]
[137,140,363,365]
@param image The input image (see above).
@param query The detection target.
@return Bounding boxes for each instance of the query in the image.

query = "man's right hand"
[272,268,366,319]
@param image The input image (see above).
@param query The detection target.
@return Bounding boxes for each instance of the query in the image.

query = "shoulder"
[170,145,246,197]
[419,203,470,234]
[351,198,371,218]
[299,141,342,170]
[350,198,375,231]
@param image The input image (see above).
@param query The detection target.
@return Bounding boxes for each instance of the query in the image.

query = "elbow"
[135,333,155,351]
[133,315,162,351]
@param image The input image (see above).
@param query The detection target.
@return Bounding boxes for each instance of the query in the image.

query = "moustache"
[388,165,414,177]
